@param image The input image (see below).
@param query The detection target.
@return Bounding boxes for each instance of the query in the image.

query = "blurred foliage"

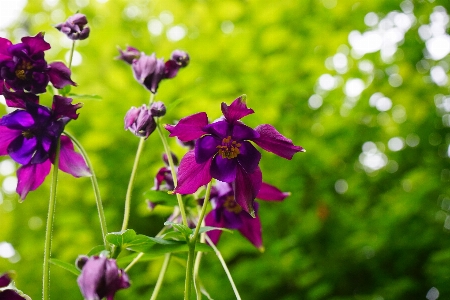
[1,0,450,299]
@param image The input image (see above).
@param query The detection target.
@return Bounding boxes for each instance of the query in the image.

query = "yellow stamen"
[224,195,242,213]
[216,136,241,159]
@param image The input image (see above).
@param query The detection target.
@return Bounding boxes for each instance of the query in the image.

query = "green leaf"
[106,229,137,248]
[164,221,193,237]
[67,93,102,101]
[50,258,80,276]
[124,234,157,252]
[198,226,233,234]
[162,230,185,241]
[143,190,178,206]
[127,240,212,255]
[87,245,107,256]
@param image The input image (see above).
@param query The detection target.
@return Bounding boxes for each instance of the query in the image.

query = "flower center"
[223,195,242,214]
[22,130,35,139]
[216,136,241,159]
[15,60,33,80]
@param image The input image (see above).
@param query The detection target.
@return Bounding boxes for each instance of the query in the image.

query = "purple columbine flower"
[116,46,141,64]
[165,95,304,216]
[54,13,90,40]
[0,96,91,200]
[205,181,289,249]
[0,33,76,95]
[124,104,155,139]
[76,255,130,300]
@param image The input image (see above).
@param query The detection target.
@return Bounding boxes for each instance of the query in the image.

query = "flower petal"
[253,124,305,159]
[221,95,254,123]
[3,88,39,108]
[203,120,229,138]
[205,212,224,245]
[0,37,12,62]
[48,62,77,88]
[0,126,20,155]
[16,160,51,200]
[211,155,237,183]
[0,110,35,130]
[237,141,261,174]
[57,135,91,177]
[0,273,11,287]
[8,135,37,165]
[165,112,208,142]
[21,32,51,55]
[77,256,108,299]
[52,95,82,120]
[231,123,259,141]
[238,212,263,248]
[257,182,290,201]
[175,150,212,194]
[195,135,220,164]
[232,166,262,216]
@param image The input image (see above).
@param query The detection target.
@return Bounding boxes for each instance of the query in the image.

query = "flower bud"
[116,46,141,64]
[150,101,166,117]
[54,13,90,40]
[170,50,190,68]
[124,105,156,139]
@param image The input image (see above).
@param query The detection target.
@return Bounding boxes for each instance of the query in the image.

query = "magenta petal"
[195,135,220,164]
[237,141,261,174]
[165,112,208,141]
[211,155,237,183]
[205,212,224,245]
[257,182,290,201]
[253,124,305,159]
[231,123,259,141]
[21,32,50,55]
[221,95,254,123]
[57,135,91,177]
[0,37,12,61]
[16,160,51,200]
[0,126,20,155]
[232,166,262,216]
[48,62,77,88]
[175,150,212,194]
[238,214,263,248]
[3,88,39,108]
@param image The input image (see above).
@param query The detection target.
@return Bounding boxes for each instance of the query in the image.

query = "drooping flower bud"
[132,54,166,93]
[116,46,141,64]
[150,101,166,117]
[124,105,156,139]
[170,50,190,68]
[54,13,90,40]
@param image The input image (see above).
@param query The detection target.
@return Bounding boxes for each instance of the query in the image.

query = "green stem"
[155,120,189,227]
[121,137,145,231]
[68,40,76,69]
[204,235,241,300]
[185,181,213,300]
[150,253,171,300]
[42,138,61,300]
[64,131,108,248]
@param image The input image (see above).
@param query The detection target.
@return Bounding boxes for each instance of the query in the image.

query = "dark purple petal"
[57,135,91,177]
[170,50,190,67]
[0,126,20,155]
[257,182,290,201]
[232,166,262,216]
[116,46,141,64]
[52,95,82,120]
[55,14,90,40]
[0,110,34,130]
[221,95,254,123]
[253,124,305,159]
[124,105,155,139]
[143,58,165,93]
[203,120,229,138]
[16,160,51,200]
[0,289,28,300]
[174,150,212,194]
[164,59,180,79]
[236,141,261,174]
[8,135,37,165]
[30,135,52,164]
[165,112,208,141]
[3,88,39,108]
[231,123,260,141]
[150,101,166,117]
[0,273,11,287]
[205,212,224,245]
[48,62,76,88]
[132,54,157,83]
[21,32,50,55]
[77,256,108,299]
[210,155,237,183]
[238,213,263,248]
[0,37,12,61]
[195,135,220,164]
[223,209,243,229]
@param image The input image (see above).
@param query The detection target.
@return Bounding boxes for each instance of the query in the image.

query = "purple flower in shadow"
[76,255,130,300]
[165,95,304,216]
[0,95,90,200]
[205,181,289,249]
[0,33,76,94]
[54,13,90,40]
[0,273,30,300]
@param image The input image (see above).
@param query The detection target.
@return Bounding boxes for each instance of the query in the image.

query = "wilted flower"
[0,33,75,94]
[0,96,90,199]
[205,181,289,249]
[165,95,304,216]
[76,255,130,300]
[54,13,90,40]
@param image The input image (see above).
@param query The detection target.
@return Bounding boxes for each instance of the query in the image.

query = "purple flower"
[165,96,304,215]
[124,104,156,139]
[54,13,90,40]
[0,33,76,95]
[116,46,141,64]
[76,255,130,300]
[0,273,29,300]
[205,181,289,249]
[0,96,90,200]
[0,272,11,287]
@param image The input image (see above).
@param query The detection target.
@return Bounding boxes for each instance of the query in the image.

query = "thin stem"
[185,242,195,300]
[68,40,76,69]
[155,121,189,227]
[204,235,241,300]
[150,253,171,300]
[191,182,213,242]
[193,223,206,300]
[64,131,108,248]
[121,137,145,231]
[42,138,61,300]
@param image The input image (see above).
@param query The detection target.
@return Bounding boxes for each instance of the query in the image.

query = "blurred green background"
[1,0,450,299]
